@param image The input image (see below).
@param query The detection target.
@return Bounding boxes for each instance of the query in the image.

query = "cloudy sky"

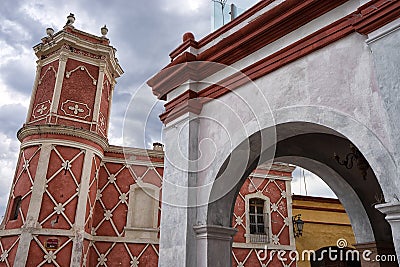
[0,0,336,217]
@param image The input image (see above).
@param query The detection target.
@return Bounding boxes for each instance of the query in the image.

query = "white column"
[105,82,115,134]
[92,63,106,125]
[50,52,68,115]
[376,202,400,264]
[71,150,94,266]
[14,143,52,267]
[158,113,199,267]
[26,61,42,123]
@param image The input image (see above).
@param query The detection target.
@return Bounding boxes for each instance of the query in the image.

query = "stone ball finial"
[153,142,164,151]
[183,32,195,42]
[66,13,75,26]
[46,27,54,37]
[101,25,108,37]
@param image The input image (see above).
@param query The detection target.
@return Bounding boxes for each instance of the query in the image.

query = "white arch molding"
[202,106,398,214]
[276,156,375,244]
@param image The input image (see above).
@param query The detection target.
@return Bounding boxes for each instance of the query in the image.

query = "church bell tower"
[0,14,123,266]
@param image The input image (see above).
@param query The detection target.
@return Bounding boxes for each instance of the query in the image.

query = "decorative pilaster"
[50,52,68,116]
[158,112,199,267]
[71,150,94,266]
[105,82,115,134]
[26,62,43,123]
[92,63,106,127]
[13,143,52,267]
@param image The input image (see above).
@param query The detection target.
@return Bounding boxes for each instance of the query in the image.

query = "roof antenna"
[212,0,228,25]
[302,169,308,196]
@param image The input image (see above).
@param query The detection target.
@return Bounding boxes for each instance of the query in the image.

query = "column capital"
[193,224,237,241]
[99,62,106,71]
[36,60,43,68]
[59,51,69,62]
[376,201,400,222]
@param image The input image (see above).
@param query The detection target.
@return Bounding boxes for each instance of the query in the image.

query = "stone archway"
[147,1,400,266]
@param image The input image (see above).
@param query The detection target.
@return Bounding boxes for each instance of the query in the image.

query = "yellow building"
[292,195,357,267]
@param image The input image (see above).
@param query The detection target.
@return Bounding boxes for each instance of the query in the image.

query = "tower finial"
[101,25,108,37]
[46,27,54,37]
[66,13,75,26]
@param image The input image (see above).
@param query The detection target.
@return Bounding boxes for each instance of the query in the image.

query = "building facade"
[292,195,357,267]
[0,16,298,267]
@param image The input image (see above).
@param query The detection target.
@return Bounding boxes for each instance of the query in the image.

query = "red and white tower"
[0,14,123,266]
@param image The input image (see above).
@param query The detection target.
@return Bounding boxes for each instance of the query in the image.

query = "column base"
[194,225,237,267]
[354,242,397,267]
[373,201,400,266]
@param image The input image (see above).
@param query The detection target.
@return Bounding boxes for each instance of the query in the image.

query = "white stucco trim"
[71,150,94,265]
[366,18,400,44]
[102,156,164,168]
[26,63,43,123]
[277,155,375,244]
[20,139,103,158]
[249,173,292,181]
[39,56,60,69]
[50,52,68,114]
[92,63,106,123]
[195,1,362,93]
[125,182,160,241]
[232,242,295,250]
[87,234,160,244]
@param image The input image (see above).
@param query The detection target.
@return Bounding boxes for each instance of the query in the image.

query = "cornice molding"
[106,145,164,159]
[102,156,164,168]
[17,124,109,150]
[292,194,341,204]
[33,30,123,79]
[257,162,296,173]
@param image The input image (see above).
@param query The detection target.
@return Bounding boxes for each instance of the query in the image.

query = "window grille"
[248,198,269,243]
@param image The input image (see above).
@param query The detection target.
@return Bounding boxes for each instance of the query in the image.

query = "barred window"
[249,198,266,234]
[10,196,22,220]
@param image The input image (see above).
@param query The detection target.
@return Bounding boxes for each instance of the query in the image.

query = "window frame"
[244,192,271,243]
[249,198,266,235]
[125,182,160,241]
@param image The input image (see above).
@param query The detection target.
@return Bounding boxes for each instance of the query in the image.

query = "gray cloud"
[0,104,26,136]
[0,57,36,95]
